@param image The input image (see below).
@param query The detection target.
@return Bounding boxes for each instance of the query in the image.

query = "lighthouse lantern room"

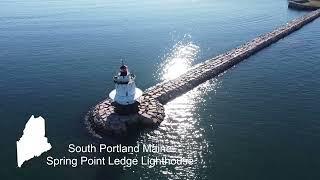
[109,63,143,106]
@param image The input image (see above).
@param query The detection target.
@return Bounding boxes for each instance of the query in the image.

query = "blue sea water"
[0,0,319,179]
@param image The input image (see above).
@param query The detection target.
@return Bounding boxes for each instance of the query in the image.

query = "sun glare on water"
[160,41,200,81]
[136,39,219,179]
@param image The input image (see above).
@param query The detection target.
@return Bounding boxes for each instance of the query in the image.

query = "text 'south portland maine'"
[46,144,194,168]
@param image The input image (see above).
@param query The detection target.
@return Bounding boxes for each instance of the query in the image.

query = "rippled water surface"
[1,0,320,179]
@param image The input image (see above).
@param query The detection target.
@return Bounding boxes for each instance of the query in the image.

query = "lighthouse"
[109,63,143,113]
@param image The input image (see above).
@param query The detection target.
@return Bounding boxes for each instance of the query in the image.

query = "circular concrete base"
[85,94,165,137]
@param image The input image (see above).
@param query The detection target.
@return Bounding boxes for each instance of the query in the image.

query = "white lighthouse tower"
[109,62,143,106]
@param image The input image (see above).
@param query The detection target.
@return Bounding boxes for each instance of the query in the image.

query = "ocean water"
[1,0,319,179]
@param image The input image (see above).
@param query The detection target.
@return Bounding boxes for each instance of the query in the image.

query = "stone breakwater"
[85,97,165,137]
[85,10,320,138]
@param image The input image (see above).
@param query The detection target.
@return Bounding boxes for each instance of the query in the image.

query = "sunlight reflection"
[160,41,200,81]
[136,39,219,179]
[153,79,218,179]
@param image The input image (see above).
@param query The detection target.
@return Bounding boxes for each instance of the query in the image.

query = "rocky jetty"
[86,96,165,137]
[85,9,320,138]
